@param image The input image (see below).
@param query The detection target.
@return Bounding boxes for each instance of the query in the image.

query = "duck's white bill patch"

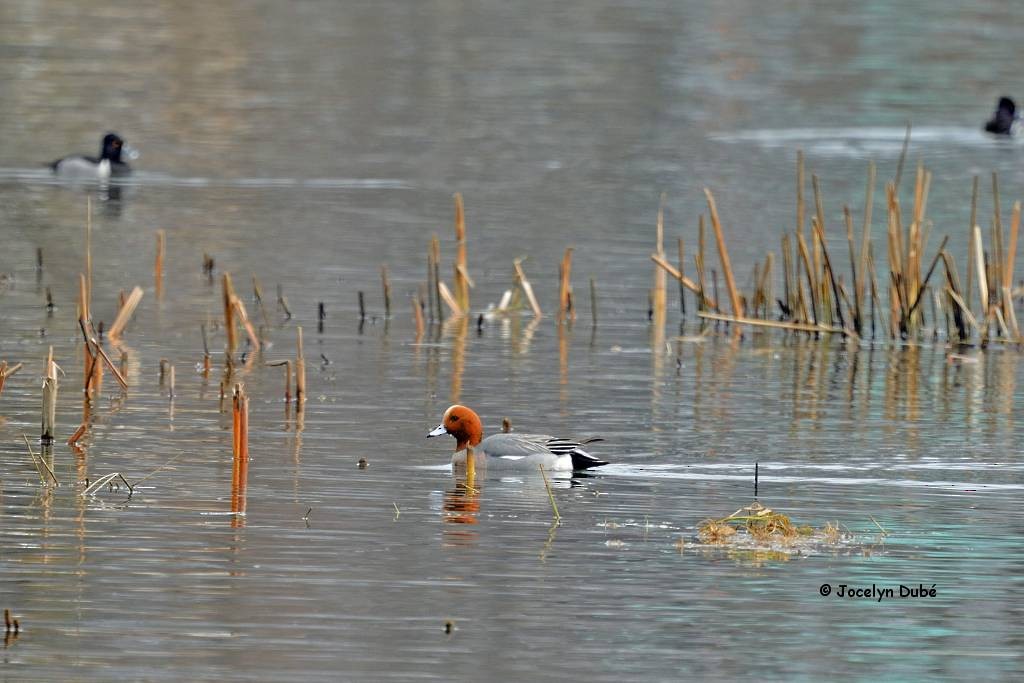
[427,424,447,437]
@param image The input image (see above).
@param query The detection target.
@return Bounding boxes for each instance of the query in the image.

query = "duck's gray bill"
[123,144,140,160]
[427,424,447,438]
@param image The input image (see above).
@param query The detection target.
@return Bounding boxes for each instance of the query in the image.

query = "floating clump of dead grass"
[694,501,851,555]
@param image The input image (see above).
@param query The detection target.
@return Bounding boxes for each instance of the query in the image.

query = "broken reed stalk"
[431,235,443,322]
[201,324,211,375]
[893,120,911,191]
[650,254,718,310]
[796,149,805,237]
[677,237,687,315]
[559,247,575,321]
[703,188,744,319]
[232,384,249,460]
[696,214,708,311]
[107,286,144,340]
[437,281,462,317]
[589,277,598,327]
[276,283,292,319]
[412,293,425,338]
[41,347,58,444]
[1004,201,1020,332]
[251,275,271,328]
[85,196,92,313]
[222,273,238,355]
[231,296,261,351]
[426,240,438,322]
[381,264,392,318]
[0,361,24,397]
[266,360,293,401]
[651,192,668,324]
[453,193,470,314]
[974,224,989,321]
[358,291,366,321]
[155,229,166,299]
[295,326,306,405]
[697,311,848,336]
[857,161,876,334]
[512,258,543,317]
[812,216,847,332]
[795,231,819,326]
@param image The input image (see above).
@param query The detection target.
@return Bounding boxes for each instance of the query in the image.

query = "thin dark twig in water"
[893,120,911,191]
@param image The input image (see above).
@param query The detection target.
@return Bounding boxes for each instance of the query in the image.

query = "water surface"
[1,1,1023,680]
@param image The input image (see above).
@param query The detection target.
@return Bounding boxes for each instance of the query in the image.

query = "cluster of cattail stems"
[647,151,1024,346]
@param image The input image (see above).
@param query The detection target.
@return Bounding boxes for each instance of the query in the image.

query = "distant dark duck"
[984,97,1017,136]
[51,133,135,178]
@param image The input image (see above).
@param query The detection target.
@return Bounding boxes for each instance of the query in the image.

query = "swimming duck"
[427,404,608,471]
[984,97,1017,136]
[51,133,134,178]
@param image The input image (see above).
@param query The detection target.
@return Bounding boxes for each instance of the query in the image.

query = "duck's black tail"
[546,437,607,469]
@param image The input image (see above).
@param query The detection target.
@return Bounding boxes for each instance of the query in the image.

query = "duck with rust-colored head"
[427,404,607,471]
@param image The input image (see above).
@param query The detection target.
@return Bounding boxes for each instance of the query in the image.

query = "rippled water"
[2,1,1023,680]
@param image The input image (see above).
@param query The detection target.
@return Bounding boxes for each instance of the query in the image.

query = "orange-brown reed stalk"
[231,383,249,522]
[108,286,144,341]
[412,293,425,339]
[651,193,667,326]
[453,193,471,314]
[222,273,238,354]
[559,247,575,321]
[154,229,166,299]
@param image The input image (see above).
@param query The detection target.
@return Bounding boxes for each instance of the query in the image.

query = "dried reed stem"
[697,311,849,336]
[295,326,306,404]
[0,361,23,397]
[703,189,743,318]
[381,264,392,318]
[453,193,470,313]
[266,360,293,401]
[559,247,575,321]
[589,277,598,327]
[231,296,261,351]
[413,293,425,338]
[512,259,543,317]
[223,273,238,354]
[437,281,462,316]
[108,286,144,340]
[974,224,988,316]
[155,229,166,299]
[796,150,805,237]
[41,347,58,443]
[431,235,443,322]
[650,254,717,309]
[538,464,561,523]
